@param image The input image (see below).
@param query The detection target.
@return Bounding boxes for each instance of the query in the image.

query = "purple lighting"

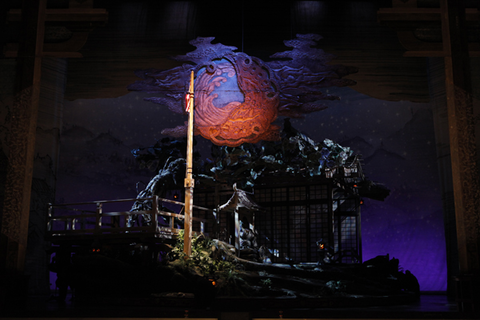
[58,84,447,292]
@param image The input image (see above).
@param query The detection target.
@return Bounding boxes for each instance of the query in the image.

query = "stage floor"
[2,292,474,319]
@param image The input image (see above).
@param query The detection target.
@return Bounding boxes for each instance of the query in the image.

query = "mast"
[184,70,195,256]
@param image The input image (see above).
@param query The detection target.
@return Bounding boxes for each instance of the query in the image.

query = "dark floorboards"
[1,292,478,319]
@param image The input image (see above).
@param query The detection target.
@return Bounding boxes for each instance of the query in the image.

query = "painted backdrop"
[56,85,446,292]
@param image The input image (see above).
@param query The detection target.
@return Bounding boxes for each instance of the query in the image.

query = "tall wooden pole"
[1,0,46,274]
[440,0,480,275]
[183,70,195,256]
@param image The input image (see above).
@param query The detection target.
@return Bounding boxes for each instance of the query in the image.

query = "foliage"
[325,280,348,295]
[200,118,355,190]
[167,230,247,296]
[260,278,272,288]
[169,230,227,273]
[131,121,389,200]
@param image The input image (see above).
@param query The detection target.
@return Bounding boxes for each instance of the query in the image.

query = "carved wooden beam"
[6,8,109,23]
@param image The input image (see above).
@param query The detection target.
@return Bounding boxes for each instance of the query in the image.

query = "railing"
[47,196,212,240]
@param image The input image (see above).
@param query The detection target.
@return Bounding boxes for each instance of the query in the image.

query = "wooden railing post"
[47,203,53,232]
[44,197,214,241]
[152,196,158,233]
[170,213,175,232]
[96,202,102,234]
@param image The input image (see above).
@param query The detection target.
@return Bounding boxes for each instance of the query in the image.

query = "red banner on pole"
[185,71,194,113]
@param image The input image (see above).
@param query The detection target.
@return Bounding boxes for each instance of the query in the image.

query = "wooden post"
[440,0,480,311]
[234,209,240,256]
[47,204,53,232]
[152,196,158,233]
[170,212,175,231]
[184,71,195,256]
[377,0,480,302]
[95,203,103,234]
[440,0,480,276]
[214,185,220,237]
[0,0,46,274]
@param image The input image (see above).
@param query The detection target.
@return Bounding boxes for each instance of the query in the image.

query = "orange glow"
[194,54,280,147]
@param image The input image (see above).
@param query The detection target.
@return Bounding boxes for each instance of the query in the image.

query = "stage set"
[1,0,480,319]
